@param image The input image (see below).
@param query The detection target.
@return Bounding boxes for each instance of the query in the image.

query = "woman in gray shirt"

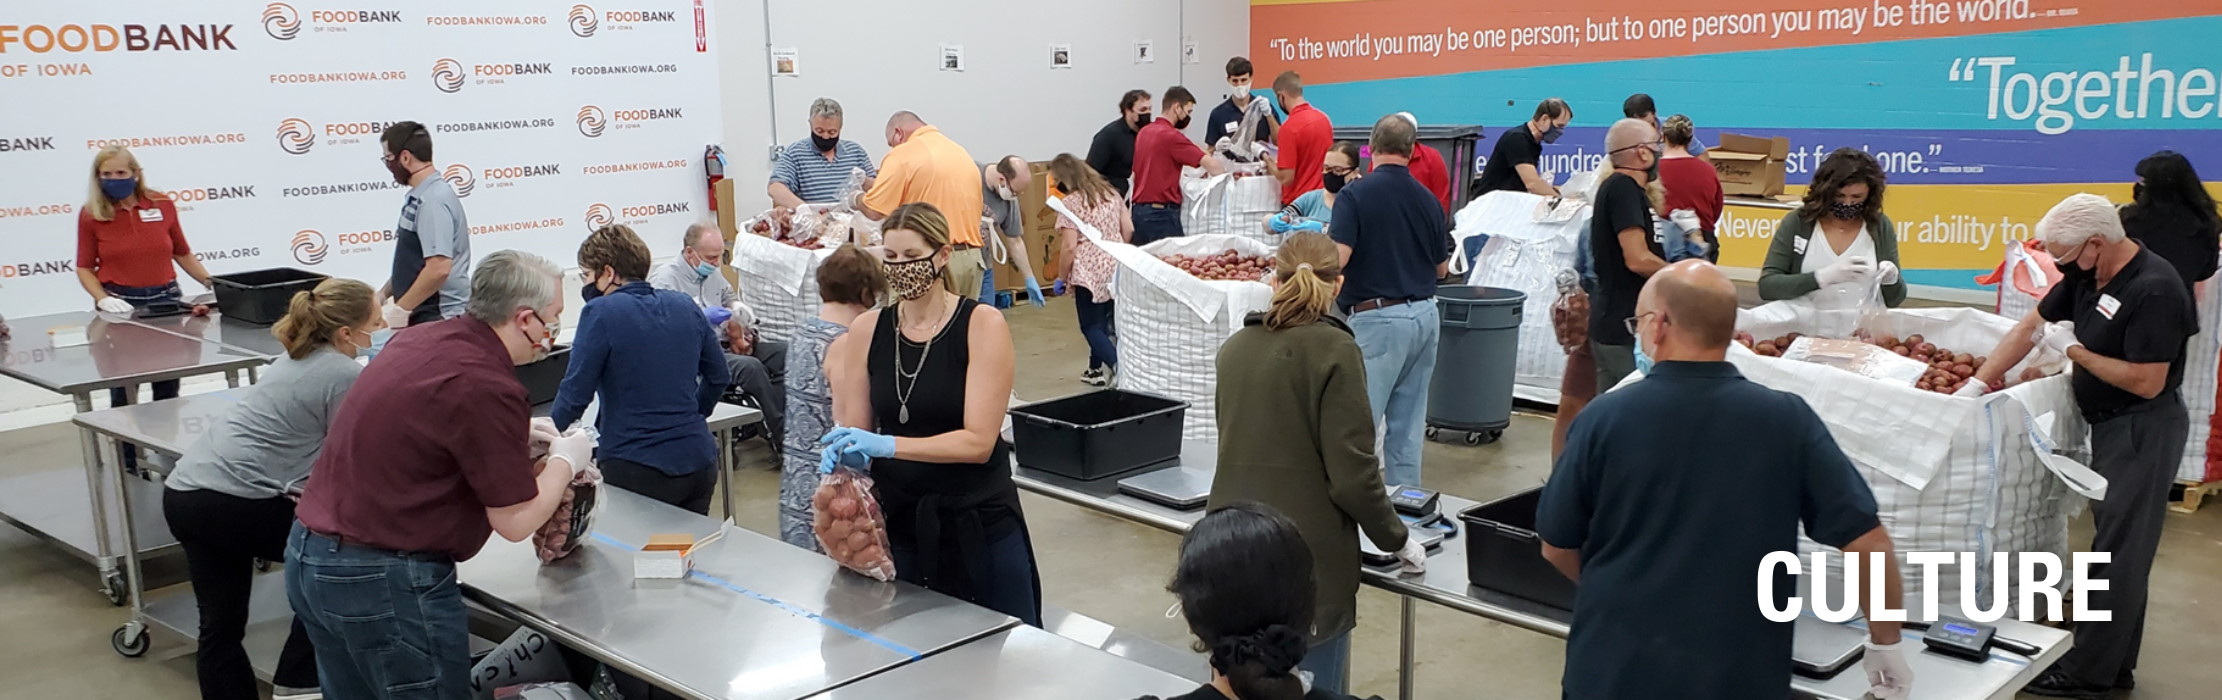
[163,278,380,700]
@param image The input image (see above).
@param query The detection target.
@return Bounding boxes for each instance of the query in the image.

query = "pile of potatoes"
[812,472,895,581]
[1160,251,1273,282]
[1736,331,2020,395]
[529,458,600,564]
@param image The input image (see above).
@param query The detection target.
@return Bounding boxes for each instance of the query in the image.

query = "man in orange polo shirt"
[859,111,987,300]
[1271,70,1333,207]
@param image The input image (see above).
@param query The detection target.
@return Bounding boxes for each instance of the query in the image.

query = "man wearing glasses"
[1586,118,1671,391]
[377,121,471,329]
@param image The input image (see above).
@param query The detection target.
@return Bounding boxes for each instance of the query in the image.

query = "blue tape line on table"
[587,531,924,660]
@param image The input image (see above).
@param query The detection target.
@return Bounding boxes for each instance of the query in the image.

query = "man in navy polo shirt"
[1330,114,1452,488]
[1540,260,1913,700]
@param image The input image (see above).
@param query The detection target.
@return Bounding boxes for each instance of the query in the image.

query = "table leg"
[720,428,737,522]
[225,369,240,389]
[115,434,150,626]
[247,366,260,384]
[76,392,126,605]
[1399,595,1417,700]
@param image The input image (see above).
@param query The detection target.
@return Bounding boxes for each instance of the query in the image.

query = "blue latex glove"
[1024,277,1046,308]
[1268,213,1324,235]
[703,305,734,326]
[818,427,895,472]
[818,444,871,474]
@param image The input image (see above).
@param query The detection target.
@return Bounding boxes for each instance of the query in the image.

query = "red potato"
[846,530,872,552]
[1891,345,1910,356]
[1906,334,1926,346]
[829,497,860,519]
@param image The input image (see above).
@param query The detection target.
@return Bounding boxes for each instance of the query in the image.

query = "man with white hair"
[769,97,877,209]
[1587,118,1671,391]
[288,250,588,699]
[1966,193,2195,699]
[650,221,788,450]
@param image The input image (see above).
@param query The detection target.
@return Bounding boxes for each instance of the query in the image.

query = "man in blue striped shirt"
[769,97,878,209]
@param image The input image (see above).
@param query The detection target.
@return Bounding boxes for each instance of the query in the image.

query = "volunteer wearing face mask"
[979,156,1044,306]
[1962,195,2196,699]
[770,98,879,210]
[1542,260,1913,700]
[1269,71,1333,207]
[288,251,586,700]
[650,222,788,447]
[552,226,730,515]
[1209,234,1421,693]
[1087,89,1153,196]
[859,111,988,301]
[1757,148,1906,307]
[1474,98,1571,198]
[1202,56,1275,147]
[1266,141,1360,238]
[164,278,380,700]
[375,121,472,329]
[1130,87,1229,246]
[75,146,214,414]
[1586,119,1672,392]
[2120,150,2220,297]
[821,203,1042,626]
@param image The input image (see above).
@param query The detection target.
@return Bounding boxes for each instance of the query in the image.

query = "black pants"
[162,487,319,698]
[601,458,717,516]
[2059,401,2189,685]
[103,281,185,472]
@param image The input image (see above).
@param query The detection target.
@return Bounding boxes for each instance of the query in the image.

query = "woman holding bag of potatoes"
[820,202,1042,626]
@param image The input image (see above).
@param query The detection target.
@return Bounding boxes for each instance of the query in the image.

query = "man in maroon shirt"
[1272,70,1333,206]
[286,250,590,700]
[1129,86,1226,247]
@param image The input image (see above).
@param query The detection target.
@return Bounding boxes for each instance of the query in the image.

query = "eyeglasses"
[1623,311,1658,337]
[1323,165,1355,176]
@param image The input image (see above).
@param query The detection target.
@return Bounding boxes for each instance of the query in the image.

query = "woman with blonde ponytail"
[1205,233,1414,694]
[164,277,380,700]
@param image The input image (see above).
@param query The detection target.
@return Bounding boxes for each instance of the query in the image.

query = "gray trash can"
[1427,285,1524,445]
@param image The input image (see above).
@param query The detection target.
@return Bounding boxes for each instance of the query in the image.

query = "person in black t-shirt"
[1087,89,1153,195]
[1967,194,2197,700]
[2120,150,2219,296]
[1585,118,1670,391]
[1473,98,1570,197]
[1132,503,1378,700]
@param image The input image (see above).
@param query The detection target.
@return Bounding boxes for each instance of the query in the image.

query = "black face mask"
[1323,172,1348,194]
[2132,183,2146,202]
[1132,112,1152,128]
[1173,115,1192,130]
[581,280,605,303]
[2056,257,2097,283]
[386,158,414,186]
[811,133,839,152]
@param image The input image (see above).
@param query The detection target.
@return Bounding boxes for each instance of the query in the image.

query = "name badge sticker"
[1792,235,1808,255]
[137,207,164,223]
[2097,293,2121,320]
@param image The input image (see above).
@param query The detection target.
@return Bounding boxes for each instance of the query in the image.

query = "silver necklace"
[893,295,950,424]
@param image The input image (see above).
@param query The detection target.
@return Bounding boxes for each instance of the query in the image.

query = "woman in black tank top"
[821,203,1041,626]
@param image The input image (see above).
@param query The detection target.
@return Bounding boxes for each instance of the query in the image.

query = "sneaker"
[272,687,323,700]
[1081,367,1108,387]
[2115,670,2135,691]
[2022,668,2112,699]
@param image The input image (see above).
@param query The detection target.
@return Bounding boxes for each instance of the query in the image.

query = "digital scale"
[1359,513,1450,567]
[1117,467,1215,509]
[1389,485,1440,516]
[1791,616,1869,678]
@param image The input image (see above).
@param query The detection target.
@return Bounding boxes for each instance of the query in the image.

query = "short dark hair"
[995,156,1024,182]
[1120,89,1152,113]
[1272,71,1303,98]
[579,224,653,281]
[817,244,886,307]
[1622,93,1657,119]
[1162,86,1198,110]
[381,121,431,162]
[1369,114,1416,157]
[1225,56,1253,79]
[1533,98,1571,121]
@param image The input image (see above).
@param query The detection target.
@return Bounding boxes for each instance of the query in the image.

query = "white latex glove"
[2041,321,2083,359]
[1669,209,1702,233]
[96,296,134,314]
[528,417,562,446]
[382,301,412,330]
[545,429,594,479]
[1877,260,1901,285]
[1862,639,1915,700]
[1953,382,1989,398]
[1814,256,1875,287]
[1395,537,1428,575]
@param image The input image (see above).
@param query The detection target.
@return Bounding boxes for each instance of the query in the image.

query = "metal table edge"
[459,583,725,700]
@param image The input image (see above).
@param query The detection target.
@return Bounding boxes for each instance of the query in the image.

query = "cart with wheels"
[1425,286,1525,446]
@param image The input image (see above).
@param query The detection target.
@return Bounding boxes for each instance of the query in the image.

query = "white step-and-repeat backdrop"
[0,2,722,320]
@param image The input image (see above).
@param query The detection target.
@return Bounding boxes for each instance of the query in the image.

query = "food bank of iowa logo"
[568,5,598,37]
[576,105,607,137]
[443,164,476,197]
[584,203,614,230]
[263,3,301,40]
[277,118,314,155]
[291,230,328,265]
[432,58,465,93]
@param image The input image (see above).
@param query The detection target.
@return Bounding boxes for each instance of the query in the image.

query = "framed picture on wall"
[1134,40,1153,64]
[1182,40,1199,64]
[941,44,964,71]
[771,48,800,77]
[1050,44,1072,69]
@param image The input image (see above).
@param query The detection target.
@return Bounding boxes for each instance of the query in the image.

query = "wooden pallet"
[2172,481,2217,514]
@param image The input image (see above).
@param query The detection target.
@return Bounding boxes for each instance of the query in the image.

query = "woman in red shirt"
[76,146,214,411]
[1657,115,1725,262]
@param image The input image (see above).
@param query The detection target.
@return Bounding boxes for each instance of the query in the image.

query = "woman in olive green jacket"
[1757,148,1909,307]
[1208,233,1413,695]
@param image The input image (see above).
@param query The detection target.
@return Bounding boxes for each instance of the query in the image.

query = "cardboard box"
[714,180,743,290]
[1711,133,1791,197]
[633,531,720,579]
[989,161,1059,293]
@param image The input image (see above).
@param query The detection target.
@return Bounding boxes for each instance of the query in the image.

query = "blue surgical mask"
[359,328,396,364]
[695,261,718,280]
[1633,340,1655,376]
[100,177,137,201]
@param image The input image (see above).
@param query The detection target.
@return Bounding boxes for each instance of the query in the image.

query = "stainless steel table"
[1012,452,2072,700]
[804,624,1196,699]
[460,488,1018,700]
[0,310,266,603]
[72,391,762,659]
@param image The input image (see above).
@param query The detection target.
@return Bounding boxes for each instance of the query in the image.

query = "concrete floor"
[3,295,2220,699]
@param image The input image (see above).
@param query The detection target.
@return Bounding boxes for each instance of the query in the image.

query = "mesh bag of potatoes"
[812,468,895,581]
[527,424,602,564]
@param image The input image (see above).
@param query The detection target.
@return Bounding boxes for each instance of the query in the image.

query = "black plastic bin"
[209,268,328,325]
[514,345,572,406]
[1009,389,1187,480]
[1331,124,1485,209]
[1458,488,1576,610]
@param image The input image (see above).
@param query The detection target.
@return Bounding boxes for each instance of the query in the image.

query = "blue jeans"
[1130,203,1184,247]
[1349,298,1440,488]
[1299,629,1353,694]
[1074,286,1117,370]
[285,523,471,700]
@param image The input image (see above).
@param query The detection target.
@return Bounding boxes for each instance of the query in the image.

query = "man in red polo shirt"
[1129,86,1227,246]
[1272,70,1333,206]
[286,250,591,700]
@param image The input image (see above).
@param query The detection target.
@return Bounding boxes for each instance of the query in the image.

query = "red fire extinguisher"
[705,144,725,212]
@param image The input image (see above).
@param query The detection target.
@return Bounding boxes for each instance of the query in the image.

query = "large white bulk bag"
[1098,234,1275,442]
[1458,191,1589,405]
